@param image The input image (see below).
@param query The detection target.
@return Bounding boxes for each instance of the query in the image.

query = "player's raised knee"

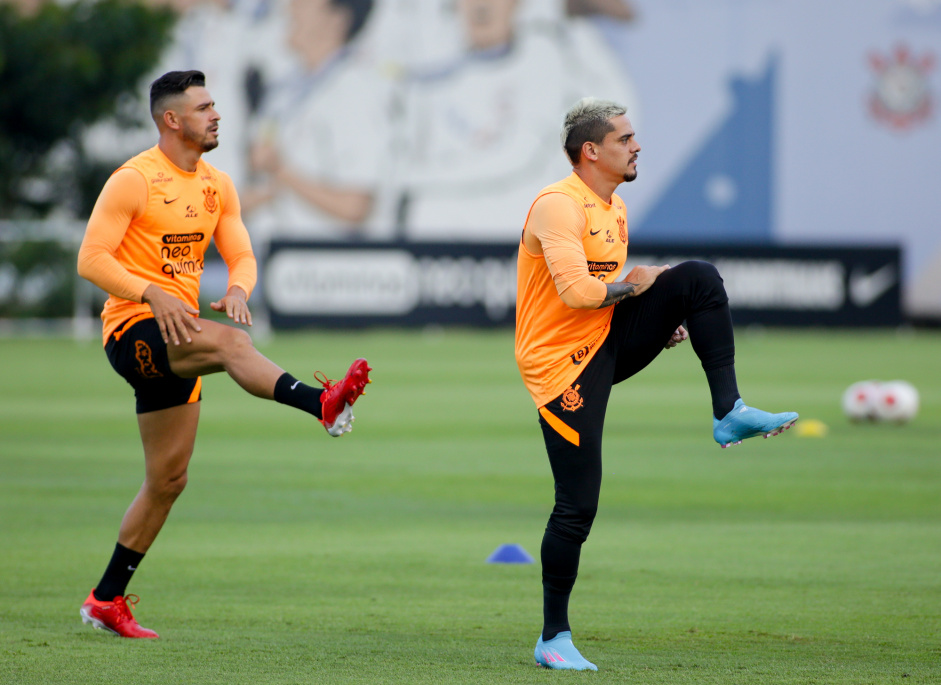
[677,259,722,283]
[224,325,254,350]
[201,320,255,359]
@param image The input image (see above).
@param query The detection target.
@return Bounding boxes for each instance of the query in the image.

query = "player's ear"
[163,109,181,131]
[582,141,599,162]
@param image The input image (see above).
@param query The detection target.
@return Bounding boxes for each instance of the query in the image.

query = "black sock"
[274,373,323,419]
[686,300,740,420]
[705,364,741,419]
[542,588,571,641]
[94,542,145,601]
[541,529,581,640]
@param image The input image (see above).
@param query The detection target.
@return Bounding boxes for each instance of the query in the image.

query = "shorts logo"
[570,345,590,366]
[134,341,163,379]
[569,328,605,366]
[560,384,584,412]
[203,186,218,214]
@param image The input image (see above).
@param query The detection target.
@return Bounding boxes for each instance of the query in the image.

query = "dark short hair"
[333,0,374,42]
[150,70,206,121]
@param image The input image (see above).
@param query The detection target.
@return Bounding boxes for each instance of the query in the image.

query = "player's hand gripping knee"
[621,264,670,297]
[142,284,201,345]
[210,286,252,326]
[665,325,688,349]
[599,264,671,308]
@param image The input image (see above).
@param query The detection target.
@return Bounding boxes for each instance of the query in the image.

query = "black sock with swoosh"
[274,372,324,419]
[94,543,145,601]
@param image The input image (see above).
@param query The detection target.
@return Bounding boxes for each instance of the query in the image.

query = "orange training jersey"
[78,145,256,345]
[515,172,628,407]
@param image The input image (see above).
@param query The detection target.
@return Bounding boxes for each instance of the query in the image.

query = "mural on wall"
[867,44,934,130]
[635,57,776,244]
[78,0,940,317]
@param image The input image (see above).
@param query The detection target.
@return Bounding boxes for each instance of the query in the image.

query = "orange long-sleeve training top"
[77,145,257,346]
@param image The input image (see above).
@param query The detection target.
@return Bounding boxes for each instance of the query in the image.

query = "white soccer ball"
[873,380,919,423]
[842,380,882,422]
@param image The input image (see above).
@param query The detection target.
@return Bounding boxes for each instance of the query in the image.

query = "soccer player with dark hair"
[515,97,798,670]
[76,70,372,638]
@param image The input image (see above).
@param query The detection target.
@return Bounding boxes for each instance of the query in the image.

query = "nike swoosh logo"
[589,228,601,236]
[291,381,301,390]
[164,197,179,204]
[127,565,137,571]
[849,264,896,307]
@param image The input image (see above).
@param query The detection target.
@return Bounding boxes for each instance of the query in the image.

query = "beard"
[623,167,638,183]
[183,123,219,152]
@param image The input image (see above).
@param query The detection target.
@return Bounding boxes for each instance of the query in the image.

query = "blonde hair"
[561,97,627,165]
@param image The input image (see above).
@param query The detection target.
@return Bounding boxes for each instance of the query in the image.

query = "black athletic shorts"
[105,315,202,414]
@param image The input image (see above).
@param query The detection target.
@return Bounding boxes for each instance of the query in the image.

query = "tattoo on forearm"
[599,281,638,307]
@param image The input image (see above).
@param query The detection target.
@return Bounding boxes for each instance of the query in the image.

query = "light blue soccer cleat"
[713,398,798,448]
[535,631,598,671]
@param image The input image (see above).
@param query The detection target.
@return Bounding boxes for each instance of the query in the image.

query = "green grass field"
[1,327,939,684]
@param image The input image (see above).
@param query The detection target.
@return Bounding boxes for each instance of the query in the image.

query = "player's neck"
[157,137,201,173]
[573,168,615,205]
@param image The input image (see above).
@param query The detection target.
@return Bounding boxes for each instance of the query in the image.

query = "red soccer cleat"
[80,589,159,639]
[316,358,372,437]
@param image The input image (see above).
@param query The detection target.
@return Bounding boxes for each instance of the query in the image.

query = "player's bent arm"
[527,193,606,310]
[213,174,257,300]
[598,281,639,307]
[77,169,151,301]
[559,277,607,309]
[597,264,671,308]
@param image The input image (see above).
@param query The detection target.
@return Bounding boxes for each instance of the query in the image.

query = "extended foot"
[317,358,372,437]
[713,398,798,448]
[535,631,598,671]
[80,589,159,638]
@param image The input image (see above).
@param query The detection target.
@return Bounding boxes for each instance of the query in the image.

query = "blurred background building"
[1,0,939,329]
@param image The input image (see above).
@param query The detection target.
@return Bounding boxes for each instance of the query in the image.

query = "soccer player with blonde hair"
[516,97,798,670]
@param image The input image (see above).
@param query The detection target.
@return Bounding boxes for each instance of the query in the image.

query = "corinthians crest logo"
[616,215,627,243]
[868,44,934,130]
[560,384,584,412]
[203,186,218,214]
